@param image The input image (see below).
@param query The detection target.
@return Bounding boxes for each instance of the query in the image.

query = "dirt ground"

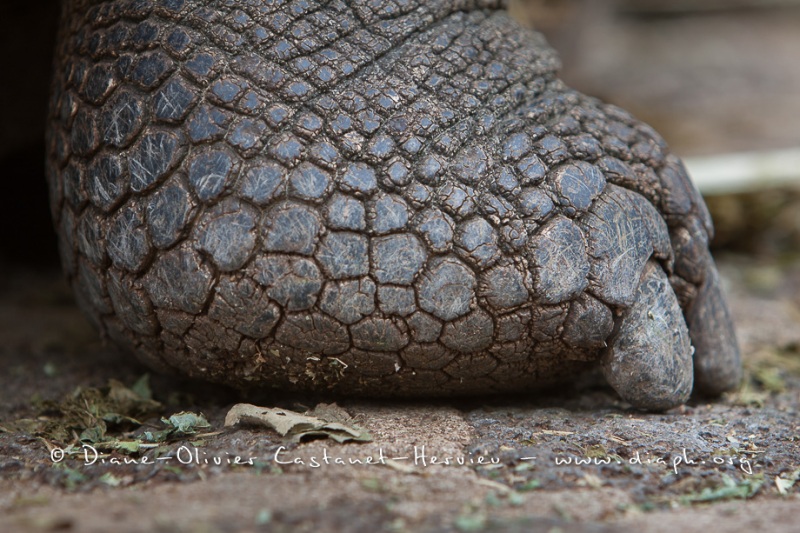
[2,2,800,532]
[1,233,799,530]
[1,255,799,533]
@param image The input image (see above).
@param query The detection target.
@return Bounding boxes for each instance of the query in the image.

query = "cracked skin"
[47,0,741,410]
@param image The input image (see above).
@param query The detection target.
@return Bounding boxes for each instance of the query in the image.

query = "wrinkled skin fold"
[46,0,741,409]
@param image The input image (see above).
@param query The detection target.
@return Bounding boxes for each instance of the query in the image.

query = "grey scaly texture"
[46,0,741,410]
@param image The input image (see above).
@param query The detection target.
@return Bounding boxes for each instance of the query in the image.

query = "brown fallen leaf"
[224,403,372,443]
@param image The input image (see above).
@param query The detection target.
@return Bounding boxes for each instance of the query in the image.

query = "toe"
[602,260,694,411]
[687,257,742,395]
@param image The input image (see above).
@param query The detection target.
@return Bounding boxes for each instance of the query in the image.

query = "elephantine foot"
[47,0,741,409]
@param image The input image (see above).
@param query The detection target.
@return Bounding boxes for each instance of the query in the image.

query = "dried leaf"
[130,374,154,401]
[225,403,372,443]
[775,469,800,495]
[112,440,145,454]
[143,411,211,443]
[7,376,162,444]
[164,412,211,434]
[307,402,356,425]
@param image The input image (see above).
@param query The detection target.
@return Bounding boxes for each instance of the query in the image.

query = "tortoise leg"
[686,258,742,395]
[601,261,694,411]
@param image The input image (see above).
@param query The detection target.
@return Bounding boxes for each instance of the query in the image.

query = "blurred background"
[1,0,799,267]
[512,0,800,256]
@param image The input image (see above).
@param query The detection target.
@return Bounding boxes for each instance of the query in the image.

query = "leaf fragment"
[143,411,211,443]
[224,403,372,443]
[775,469,800,495]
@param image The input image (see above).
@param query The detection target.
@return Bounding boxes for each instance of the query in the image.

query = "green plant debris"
[485,490,524,508]
[632,501,658,513]
[454,511,487,532]
[254,509,273,526]
[518,479,542,492]
[513,461,536,473]
[130,372,155,400]
[729,381,769,408]
[679,474,765,505]
[710,447,741,458]
[29,392,45,407]
[251,460,283,475]
[760,343,800,369]
[585,444,609,459]
[507,491,525,506]
[224,403,372,443]
[43,362,58,378]
[752,366,786,393]
[6,375,216,458]
[8,375,162,444]
[143,412,211,443]
[361,477,384,492]
[744,343,800,395]
[162,465,184,476]
[99,472,123,487]
[485,491,503,507]
[775,468,800,495]
[53,464,88,491]
[774,342,800,375]
[111,440,147,454]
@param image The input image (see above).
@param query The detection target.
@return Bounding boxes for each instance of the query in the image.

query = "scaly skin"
[46,0,741,409]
